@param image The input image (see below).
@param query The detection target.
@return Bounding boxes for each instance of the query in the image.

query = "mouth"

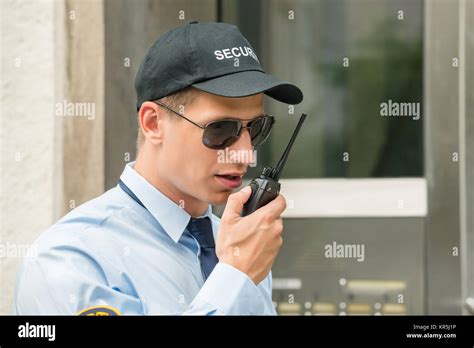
[214,172,245,189]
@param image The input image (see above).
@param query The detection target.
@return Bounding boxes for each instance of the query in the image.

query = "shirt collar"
[119,161,213,243]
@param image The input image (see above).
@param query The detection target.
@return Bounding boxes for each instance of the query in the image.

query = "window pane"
[223,0,423,178]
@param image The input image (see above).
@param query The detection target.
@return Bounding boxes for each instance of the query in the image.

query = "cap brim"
[191,70,303,105]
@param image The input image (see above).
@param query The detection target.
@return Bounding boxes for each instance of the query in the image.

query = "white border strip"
[278,178,427,218]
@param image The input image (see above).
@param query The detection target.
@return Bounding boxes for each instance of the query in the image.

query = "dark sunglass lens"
[249,118,264,140]
[251,117,274,147]
[203,120,240,149]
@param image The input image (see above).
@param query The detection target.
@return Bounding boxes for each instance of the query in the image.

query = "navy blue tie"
[187,217,219,280]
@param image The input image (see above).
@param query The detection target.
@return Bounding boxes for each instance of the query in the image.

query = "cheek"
[182,148,223,198]
[164,130,215,179]
[186,148,218,179]
[163,123,192,163]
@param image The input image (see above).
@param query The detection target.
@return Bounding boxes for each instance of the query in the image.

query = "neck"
[134,148,208,218]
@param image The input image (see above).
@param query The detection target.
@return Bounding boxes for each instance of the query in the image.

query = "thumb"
[221,186,252,221]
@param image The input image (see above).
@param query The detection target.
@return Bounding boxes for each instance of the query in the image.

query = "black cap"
[135,21,303,111]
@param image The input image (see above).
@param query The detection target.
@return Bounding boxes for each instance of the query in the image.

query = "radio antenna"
[269,113,307,180]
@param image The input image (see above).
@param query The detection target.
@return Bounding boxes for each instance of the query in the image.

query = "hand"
[216,186,286,284]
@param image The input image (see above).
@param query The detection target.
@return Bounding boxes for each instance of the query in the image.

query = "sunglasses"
[153,101,275,150]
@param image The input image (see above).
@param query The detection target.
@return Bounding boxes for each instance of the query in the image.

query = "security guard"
[14,21,303,315]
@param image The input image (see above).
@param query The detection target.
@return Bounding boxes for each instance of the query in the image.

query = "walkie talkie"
[242,113,307,216]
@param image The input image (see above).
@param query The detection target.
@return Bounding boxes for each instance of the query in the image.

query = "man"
[14,21,303,315]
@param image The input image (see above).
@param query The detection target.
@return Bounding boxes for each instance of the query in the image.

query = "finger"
[221,186,252,221]
[253,194,287,220]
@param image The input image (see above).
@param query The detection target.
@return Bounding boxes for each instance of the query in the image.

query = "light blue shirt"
[14,162,276,315]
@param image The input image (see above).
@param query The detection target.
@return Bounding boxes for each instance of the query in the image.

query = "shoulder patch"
[77,305,122,316]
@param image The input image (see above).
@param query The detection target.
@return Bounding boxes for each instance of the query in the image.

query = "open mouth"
[215,173,244,189]
[217,174,239,180]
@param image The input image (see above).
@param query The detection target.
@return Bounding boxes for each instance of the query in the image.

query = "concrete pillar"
[1,0,63,314]
[62,0,105,213]
[0,0,105,314]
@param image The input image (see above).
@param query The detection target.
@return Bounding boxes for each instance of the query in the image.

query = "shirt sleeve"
[14,246,276,316]
[185,262,276,315]
[14,244,144,315]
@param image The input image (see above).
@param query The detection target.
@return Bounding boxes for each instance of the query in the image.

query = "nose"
[227,127,255,166]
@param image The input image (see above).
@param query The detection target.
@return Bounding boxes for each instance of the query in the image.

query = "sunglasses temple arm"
[155,102,206,129]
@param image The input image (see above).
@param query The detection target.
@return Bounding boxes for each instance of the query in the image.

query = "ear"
[138,101,166,146]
